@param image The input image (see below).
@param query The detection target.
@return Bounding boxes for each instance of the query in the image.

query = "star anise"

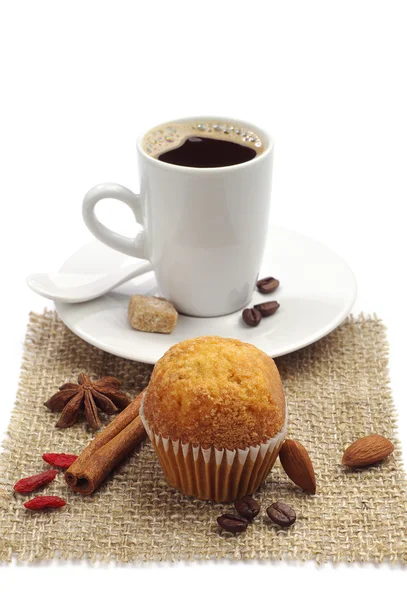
[44,373,131,430]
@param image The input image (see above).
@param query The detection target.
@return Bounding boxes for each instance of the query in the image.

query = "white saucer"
[55,226,357,364]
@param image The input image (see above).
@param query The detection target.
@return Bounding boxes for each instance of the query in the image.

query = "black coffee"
[157,136,257,168]
[143,121,264,168]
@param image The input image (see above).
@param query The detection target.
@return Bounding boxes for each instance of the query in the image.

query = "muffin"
[139,336,287,502]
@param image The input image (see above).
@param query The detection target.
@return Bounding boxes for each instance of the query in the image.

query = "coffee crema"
[142,121,265,168]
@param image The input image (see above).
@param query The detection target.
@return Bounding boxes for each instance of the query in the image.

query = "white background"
[1,0,406,597]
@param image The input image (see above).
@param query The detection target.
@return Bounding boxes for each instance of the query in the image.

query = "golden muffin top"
[142,336,286,449]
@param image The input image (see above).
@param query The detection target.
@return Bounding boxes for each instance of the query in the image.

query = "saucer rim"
[55,225,357,364]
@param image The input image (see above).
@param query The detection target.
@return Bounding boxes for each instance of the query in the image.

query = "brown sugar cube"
[128,295,178,334]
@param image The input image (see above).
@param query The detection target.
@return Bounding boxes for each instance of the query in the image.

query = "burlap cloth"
[1,311,406,563]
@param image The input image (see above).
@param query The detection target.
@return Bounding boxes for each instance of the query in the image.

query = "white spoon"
[27,262,153,303]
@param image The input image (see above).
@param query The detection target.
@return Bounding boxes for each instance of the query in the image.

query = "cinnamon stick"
[65,391,146,494]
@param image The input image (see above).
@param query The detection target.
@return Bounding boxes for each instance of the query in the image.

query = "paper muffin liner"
[139,394,287,502]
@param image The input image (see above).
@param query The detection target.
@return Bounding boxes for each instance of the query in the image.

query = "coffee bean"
[234,496,260,521]
[266,502,296,527]
[257,277,280,294]
[242,307,262,327]
[217,513,249,533]
[253,301,280,317]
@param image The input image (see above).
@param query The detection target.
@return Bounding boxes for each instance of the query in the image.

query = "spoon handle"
[102,262,153,293]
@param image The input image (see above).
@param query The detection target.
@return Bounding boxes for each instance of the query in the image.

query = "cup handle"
[82,183,147,258]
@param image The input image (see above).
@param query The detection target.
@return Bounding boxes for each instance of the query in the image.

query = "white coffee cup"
[82,116,274,317]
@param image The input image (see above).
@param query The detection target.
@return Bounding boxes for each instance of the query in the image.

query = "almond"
[342,434,394,468]
[279,439,316,494]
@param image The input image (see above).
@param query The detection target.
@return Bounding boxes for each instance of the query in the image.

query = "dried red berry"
[14,470,58,493]
[42,453,78,468]
[24,495,66,511]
